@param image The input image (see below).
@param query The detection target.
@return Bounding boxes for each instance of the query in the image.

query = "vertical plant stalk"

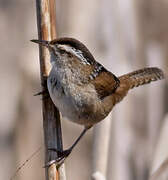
[35,0,66,180]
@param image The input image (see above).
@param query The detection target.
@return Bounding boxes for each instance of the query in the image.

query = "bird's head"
[31,37,95,66]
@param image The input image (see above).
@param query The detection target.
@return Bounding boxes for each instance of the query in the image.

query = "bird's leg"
[34,89,50,100]
[47,127,91,166]
[34,77,50,98]
[34,89,48,96]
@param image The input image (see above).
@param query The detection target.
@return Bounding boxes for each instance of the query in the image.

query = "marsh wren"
[31,37,164,162]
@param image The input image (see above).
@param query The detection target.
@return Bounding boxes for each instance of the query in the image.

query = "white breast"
[47,66,102,126]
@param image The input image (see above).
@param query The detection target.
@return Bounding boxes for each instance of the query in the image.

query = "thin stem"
[35,0,65,180]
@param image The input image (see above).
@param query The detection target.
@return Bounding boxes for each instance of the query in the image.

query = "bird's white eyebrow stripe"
[57,44,91,65]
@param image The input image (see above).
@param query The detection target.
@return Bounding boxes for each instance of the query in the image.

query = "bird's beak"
[30,39,49,47]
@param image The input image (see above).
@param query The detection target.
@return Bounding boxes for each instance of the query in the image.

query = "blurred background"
[0,0,168,180]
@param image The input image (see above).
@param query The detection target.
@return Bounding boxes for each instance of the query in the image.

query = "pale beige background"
[0,0,167,180]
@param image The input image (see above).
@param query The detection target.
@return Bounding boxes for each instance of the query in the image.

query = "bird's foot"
[34,89,50,100]
[44,148,72,168]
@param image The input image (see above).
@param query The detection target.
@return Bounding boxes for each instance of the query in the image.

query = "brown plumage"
[119,67,164,88]
[110,67,164,106]
[92,71,120,99]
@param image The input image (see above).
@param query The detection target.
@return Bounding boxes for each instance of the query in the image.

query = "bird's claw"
[44,148,72,168]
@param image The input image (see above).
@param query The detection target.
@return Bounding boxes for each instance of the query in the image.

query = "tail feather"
[110,67,164,106]
[118,67,164,89]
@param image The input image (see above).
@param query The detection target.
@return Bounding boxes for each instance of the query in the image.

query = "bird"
[31,37,164,162]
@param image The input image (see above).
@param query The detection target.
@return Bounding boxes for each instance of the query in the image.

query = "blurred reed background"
[0,0,167,180]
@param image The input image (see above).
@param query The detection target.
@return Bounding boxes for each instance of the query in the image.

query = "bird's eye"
[59,49,66,54]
